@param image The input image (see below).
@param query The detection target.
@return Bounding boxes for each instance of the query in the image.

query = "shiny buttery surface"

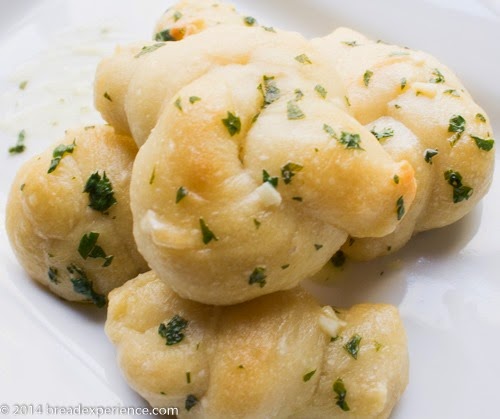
[0,1,498,418]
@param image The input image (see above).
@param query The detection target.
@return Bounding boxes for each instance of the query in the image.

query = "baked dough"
[5,125,149,305]
[312,28,495,259]
[96,25,416,304]
[153,0,244,42]
[106,271,409,418]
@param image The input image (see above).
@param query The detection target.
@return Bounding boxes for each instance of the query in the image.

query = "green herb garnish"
[253,218,261,229]
[396,196,405,220]
[19,80,28,90]
[176,186,188,203]
[363,70,373,87]
[158,314,188,345]
[393,175,400,184]
[344,334,362,359]
[149,167,156,185]
[281,162,303,184]
[48,141,76,173]
[448,115,466,134]
[314,244,323,251]
[444,89,460,97]
[244,16,257,26]
[287,101,305,120]
[78,232,113,267]
[83,171,116,212]
[9,130,26,154]
[173,10,183,21]
[471,135,494,151]
[186,371,191,384]
[48,267,59,284]
[222,111,241,136]
[135,42,166,57]
[444,170,473,203]
[339,131,364,150]
[475,113,486,123]
[174,97,182,111]
[248,266,267,288]
[67,264,106,307]
[430,68,445,83]
[370,127,394,141]
[281,264,290,270]
[258,75,281,108]
[400,77,407,90]
[294,88,304,101]
[189,96,201,104]
[103,91,112,101]
[341,40,358,47]
[303,370,316,382]
[262,170,278,188]
[199,218,218,244]
[295,54,312,64]
[314,84,327,98]
[424,148,439,164]
[333,378,350,411]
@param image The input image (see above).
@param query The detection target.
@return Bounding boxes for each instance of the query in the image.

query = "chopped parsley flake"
[294,89,304,101]
[135,42,166,57]
[424,148,439,164]
[244,16,257,26]
[331,335,340,342]
[430,68,445,83]
[189,96,201,104]
[173,10,183,21]
[186,371,191,384]
[314,244,323,251]
[253,218,261,229]
[444,89,460,97]
[281,162,303,184]
[295,54,312,64]
[174,97,182,111]
[448,115,466,134]
[248,266,267,288]
[345,96,351,107]
[287,101,305,120]
[476,113,486,123]
[400,77,407,90]
[396,196,405,220]
[339,131,364,150]
[185,394,198,411]
[370,127,394,141]
[258,75,281,108]
[344,334,362,359]
[374,341,383,351]
[199,218,218,244]
[222,111,241,136]
[262,170,278,188]
[48,141,75,173]
[48,267,59,284]
[154,29,176,42]
[20,183,25,191]
[314,84,327,98]
[471,135,494,151]
[19,80,28,90]
[363,70,373,87]
[83,171,117,212]
[158,314,188,345]
[323,123,337,139]
[176,186,188,203]
[444,170,473,203]
[9,130,26,154]
[67,264,106,307]
[281,264,290,270]
[292,196,303,202]
[333,378,350,411]
[393,175,400,184]
[303,370,316,382]
[262,26,276,32]
[103,91,113,101]
[78,232,113,267]
[149,167,156,185]
[342,40,358,47]
[331,250,346,267]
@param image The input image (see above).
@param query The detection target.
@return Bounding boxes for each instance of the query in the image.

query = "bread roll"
[106,271,409,418]
[6,125,149,304]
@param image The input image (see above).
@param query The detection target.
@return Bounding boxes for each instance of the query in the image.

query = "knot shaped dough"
[312,28,495,259]
[105,271,409,419]
[119,28,416,304]
[6,126,149,303]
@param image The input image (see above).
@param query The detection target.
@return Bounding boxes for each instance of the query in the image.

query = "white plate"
[0,1,499,418]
